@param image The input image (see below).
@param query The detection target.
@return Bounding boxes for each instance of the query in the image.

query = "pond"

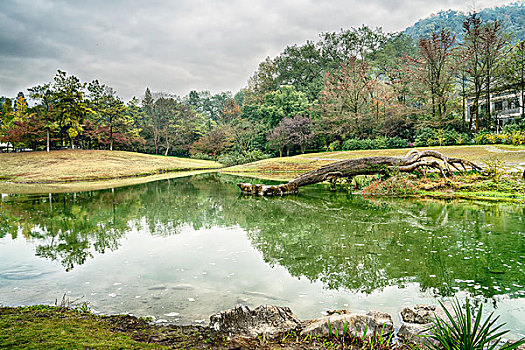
[0,173,524,335]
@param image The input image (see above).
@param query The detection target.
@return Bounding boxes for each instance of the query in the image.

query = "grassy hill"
[222,145,525,180]
[0,150,221,184]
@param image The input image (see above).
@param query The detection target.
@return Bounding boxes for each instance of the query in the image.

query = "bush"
[426,298,525,350]
[442,129,459,145]
[373,137,388,149]
[342,137,411,151]
[455,133,471,145]
[363,176,418,196]
[511,130,524,146]
[414,127,436,147]
[328,140,341,151]
[385,137,411,149]
[360,139,377,150]
[190,153,215,161]
[474,132,491,145]
[216,150,272,167]
[341,139,360,151]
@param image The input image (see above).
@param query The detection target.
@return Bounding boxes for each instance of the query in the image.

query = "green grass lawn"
[223,145,525,179]
[0,149,221,183]
[0,306,166,349]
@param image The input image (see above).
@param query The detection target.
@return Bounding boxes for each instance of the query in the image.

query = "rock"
[398,304,454,346]
[326,309,350,316]
[170,284,194,290]
[209,304,301,339]
[400,303,453,324]
[400,304,437,324]
[148,285,167,291]
[397,323,435,347]
[300,311,393,339]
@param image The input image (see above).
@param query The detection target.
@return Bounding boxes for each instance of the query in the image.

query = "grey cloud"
[0,0,516,100]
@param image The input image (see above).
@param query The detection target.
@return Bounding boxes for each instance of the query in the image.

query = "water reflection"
[1,174,524,300]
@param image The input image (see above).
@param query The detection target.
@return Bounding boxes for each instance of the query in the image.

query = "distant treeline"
[1,11,524,163]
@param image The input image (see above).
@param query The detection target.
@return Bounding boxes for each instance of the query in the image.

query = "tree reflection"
[0,174,523,298]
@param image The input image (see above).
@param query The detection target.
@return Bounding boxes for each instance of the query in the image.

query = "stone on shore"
[398,303,453,346]
[209,304,301,339]
[300,311,393,339]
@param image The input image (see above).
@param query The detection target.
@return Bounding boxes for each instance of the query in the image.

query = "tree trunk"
[46,131,50,152]
[110,124,113,151]
[164,140,170,156]
[237,150,481,196]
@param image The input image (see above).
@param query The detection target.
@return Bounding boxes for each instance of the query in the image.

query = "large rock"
[398,304,454,347]
[397,323,435,347]
[300,311,393,339]
[400,304,452,324]
[209,304,301,339]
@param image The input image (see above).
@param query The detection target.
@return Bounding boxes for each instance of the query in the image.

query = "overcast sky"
[0,0,518,101]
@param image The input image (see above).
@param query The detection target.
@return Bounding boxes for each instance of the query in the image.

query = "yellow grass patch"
[0,150,221,184]
[223,145,525,176]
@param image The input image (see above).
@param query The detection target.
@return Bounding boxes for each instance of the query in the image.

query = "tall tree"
[480,20,507,129]
[462,13,485,132]
[0,98,14,151]
[411,29,458,130]
[88,81,128,151]
[28,84,56,152]
[141,88,161,154]
[507,41,525,119]
[317,57,375,142]
[52,70,88,148]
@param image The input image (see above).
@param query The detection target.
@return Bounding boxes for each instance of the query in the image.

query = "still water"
[0,174,524,334]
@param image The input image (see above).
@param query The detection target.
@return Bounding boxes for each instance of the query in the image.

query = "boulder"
[398,304,454,347]
[397,323,435,347]
[400,303,453,324]
[300,311,393,339]
[400,304,438,324]
[209,304,301,339]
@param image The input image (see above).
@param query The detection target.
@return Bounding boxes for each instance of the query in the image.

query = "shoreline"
[2,302,523,349]
[2,168,523,203]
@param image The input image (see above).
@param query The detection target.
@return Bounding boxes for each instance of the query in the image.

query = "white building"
[466,90,524,130]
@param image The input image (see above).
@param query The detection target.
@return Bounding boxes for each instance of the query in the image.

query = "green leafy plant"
[483,157,506,182]
[78,302,90,313]
[425,298,525,350]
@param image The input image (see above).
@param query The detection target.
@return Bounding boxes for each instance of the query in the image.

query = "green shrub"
[414,127,436,147]
[426,298,525,350]
[360,139,377,150]
[474,132,490,145]
[373,137,388,149]
[328,140,341,151]
[217,151,272,167]
[385,137,411,149]
[342,137,411,150]
[442,129,459,145]
[511,131,524,146]
[342,139,360,150]
[190,153,215,161]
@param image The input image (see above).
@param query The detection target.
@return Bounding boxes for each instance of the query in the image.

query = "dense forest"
[1,5,525,165]
[404,3,525,42]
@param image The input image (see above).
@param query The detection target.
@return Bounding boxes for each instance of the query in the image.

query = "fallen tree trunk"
[237,150,482,196]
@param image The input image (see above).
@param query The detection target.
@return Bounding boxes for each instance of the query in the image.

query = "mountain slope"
[404,3,525,42]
